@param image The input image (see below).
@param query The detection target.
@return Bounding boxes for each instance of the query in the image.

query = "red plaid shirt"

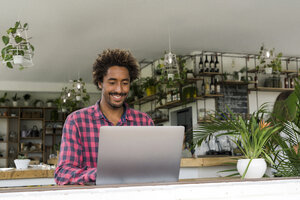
[54,101,154,185]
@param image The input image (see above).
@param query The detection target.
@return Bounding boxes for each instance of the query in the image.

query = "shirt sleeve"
[147,115,154,126]
[54,114,96,185]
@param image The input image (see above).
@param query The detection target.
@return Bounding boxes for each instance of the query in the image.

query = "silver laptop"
[96,126,184,185]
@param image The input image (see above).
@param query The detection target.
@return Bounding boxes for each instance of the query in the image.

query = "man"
[54,49,154,185]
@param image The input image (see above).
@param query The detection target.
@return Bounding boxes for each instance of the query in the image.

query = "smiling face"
[98,66,130,109]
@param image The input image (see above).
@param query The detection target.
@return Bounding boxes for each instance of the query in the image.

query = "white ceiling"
[1,0,300,88]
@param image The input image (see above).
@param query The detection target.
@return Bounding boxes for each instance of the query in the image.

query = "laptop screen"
[96,126,184,185]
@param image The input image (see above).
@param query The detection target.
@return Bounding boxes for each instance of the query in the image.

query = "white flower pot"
[12,101,18,107]
[265,67,273,74]
[61,108,67,113]
[13,55,24,64]
[76,96,82,101]
[167,73,174,80]
[237,158,267,179]
[24,101,29,106]
[187,72,194,79]
[47,102,52,107]
[14,159,30,169]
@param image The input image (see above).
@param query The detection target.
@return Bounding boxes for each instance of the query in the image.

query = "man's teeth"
[112,95,122,99]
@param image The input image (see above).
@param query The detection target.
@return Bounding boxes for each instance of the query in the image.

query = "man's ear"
[98,81,102,90]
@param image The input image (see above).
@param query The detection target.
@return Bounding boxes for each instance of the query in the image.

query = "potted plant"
[257,44,282,74]
[193,104,281,179]
[1,21,35,69]
[14,154,30,169]
[33,99,43,107]
[127,79,144,102]
[12,93,20,107]
[0,92,10,106]
[46,99,54,107]
[268,78,300,177]
[23,94,31,106]
[142,77,157,96]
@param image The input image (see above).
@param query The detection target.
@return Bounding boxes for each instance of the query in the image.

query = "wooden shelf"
[156,100,182,109]
[0,141,8,143]
[0,157,8,159]
[200,94,223,98]
[198,72,223,76]
[249,87,295,92]
[20,118,43,120]
[0,105,65,167]
[221,80,255,85]
[247,68,258,73]
[185,78,204,83]
[247,68,299,75]
[131,94,157,105]
[153,118,169,124]
[19,151,43,153]
[46,127,63,130]
[156,95,222,109]
[19,106,44,109]
[281,70,299,74]
[45,120,64,123]
[20,137,42,140]
[44,107,58,109]
[0,116,19,119]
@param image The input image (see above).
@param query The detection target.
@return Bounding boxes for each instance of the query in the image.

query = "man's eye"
[109,82,115,85]
[123,82,129,85]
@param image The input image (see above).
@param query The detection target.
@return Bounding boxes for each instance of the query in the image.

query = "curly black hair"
[93,49,140,90]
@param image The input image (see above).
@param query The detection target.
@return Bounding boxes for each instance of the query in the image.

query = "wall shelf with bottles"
[249,87,295,92]
[221,80,255,85]
[130,94,157,105]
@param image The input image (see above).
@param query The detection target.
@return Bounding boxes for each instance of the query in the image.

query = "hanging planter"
[1,21,35,69]
[264,67,273,74]
[13,55,24,64]
[76,95,82,101]
[256,44,282,74]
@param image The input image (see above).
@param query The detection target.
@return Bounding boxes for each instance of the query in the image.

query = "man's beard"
[108,92,127,108]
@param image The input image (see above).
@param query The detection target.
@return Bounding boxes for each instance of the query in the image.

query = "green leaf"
[2,36,9,45]
[23,23,28,29]
[6,62,13,68]
[15,21,20,29]
[15,35,23,43]
[10,27,16,34]
[30,44,35,51]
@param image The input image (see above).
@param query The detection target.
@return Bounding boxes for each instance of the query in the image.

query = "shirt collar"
[93,100,134,122]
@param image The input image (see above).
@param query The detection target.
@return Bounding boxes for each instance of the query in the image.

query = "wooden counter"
[180,156,240,167]
[0,156,239,180]
[0,168,55,180]
[0,177,300,200]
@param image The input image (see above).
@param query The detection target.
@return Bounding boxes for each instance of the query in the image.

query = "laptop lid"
[96,126,184,185]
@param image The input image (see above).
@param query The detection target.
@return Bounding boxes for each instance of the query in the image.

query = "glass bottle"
[204,55,209,72]
[214,55,220,73]
[209,55,215,72]
[199,56,204,73]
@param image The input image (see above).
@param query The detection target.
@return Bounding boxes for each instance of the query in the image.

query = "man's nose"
[115,83,122,93]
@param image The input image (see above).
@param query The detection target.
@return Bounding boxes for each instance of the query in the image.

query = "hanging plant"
[1,21,35,70]
[56,79,90,113]
[256,44,282,74]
